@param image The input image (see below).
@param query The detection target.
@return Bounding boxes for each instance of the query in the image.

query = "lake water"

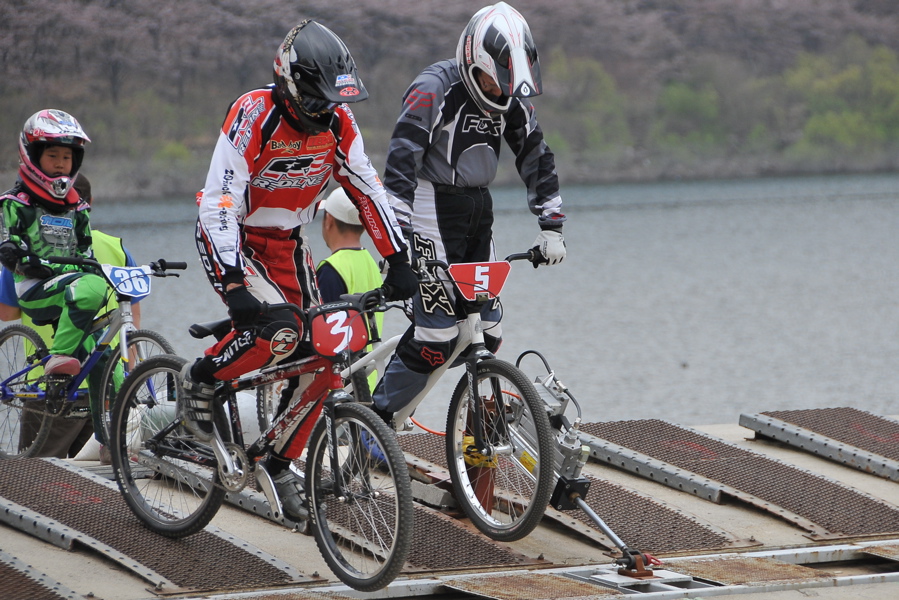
[91,174,899,429]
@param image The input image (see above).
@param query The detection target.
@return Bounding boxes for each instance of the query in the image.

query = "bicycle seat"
[189,318,232,341]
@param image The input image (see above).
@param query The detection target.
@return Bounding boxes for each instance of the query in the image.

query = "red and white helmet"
[456,2,542,115]
[18,109,90,208]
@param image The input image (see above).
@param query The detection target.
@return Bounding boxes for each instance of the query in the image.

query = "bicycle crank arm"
[253,463,308,531]
[254,462,284,518]
[210,429,240,482]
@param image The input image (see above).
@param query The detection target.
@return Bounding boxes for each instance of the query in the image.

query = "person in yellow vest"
[0,174,140,458]
[317,187,385,390]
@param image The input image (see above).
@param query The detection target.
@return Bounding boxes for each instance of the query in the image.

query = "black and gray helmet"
[273,20,368,134]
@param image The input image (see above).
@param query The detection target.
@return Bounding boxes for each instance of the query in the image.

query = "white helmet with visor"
[455,2,542,115]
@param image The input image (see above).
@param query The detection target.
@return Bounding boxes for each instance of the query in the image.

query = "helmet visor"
[298,94,338,118]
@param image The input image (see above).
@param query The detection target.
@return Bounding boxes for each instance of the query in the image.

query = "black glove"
[19,255,53,280]
[382,253,418,301]
[225,285,262,328]
[0,241,24,271]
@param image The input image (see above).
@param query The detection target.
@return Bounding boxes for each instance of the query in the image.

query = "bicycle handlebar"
[420,248,544,273]
[48,256,188,276]
[262,287,389,323]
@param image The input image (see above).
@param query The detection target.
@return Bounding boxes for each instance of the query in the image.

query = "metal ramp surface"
[218,454,544,575]
[222,479,547,575]
[0,549,84,600]
[440,570,624,600]
[397,432,754,555]
[740,407,899,481]
[0,458,313,595]
[579,419,899,540]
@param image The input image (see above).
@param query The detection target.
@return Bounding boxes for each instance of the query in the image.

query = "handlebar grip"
[157,259,188,270]
[505,249,544,266]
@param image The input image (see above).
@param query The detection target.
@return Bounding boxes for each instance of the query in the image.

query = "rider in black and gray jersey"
[374,2,568,421]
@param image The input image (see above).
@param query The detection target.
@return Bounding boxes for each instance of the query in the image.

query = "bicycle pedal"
[64,406,92,419]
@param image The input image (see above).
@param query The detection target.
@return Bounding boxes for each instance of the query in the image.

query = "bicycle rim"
[445,358,554,541]
[0,324,49,458]
[99,329,175,444]
[306,402,413,591]
[110,354,226,537]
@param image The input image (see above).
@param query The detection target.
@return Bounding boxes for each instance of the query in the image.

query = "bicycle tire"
[305,401,413,591]
[347,351,373,404]
[98,329,175,445]
[110,354,228,537]
[445,358,554,541]
[0,324,50,458]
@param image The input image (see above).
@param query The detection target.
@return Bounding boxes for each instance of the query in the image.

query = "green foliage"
[154,142,192,163]
[650,81,726,156]
[540,47,633,159]
[784,36,899,153]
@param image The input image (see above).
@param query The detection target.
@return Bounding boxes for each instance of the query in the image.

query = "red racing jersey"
[198,85,407,285]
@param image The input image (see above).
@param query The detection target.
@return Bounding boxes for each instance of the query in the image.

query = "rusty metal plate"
[762,408,899,461]
[0,458,312,594]
[399,431,447,468]
[569,474,756,555]
[441,571,623,600]
[399,432,754,556]
[580,420,899,538]
[860,544,899,562]
[405,506,547,573]
[216,592,357,600]
[0,549,82,600]
[664,556,833,586]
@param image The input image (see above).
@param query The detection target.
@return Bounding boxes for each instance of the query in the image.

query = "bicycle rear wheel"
[110,354,228,537]
[305,401,413,592]
[445,358,554,542]
[0,324,49,458]
[98,329,175,444]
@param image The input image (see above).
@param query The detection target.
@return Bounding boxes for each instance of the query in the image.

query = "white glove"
[532,229,566,265]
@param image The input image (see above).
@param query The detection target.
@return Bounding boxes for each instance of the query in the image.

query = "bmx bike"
[108,289,413,592]
[0,257,182,458]
[344,250,556,542]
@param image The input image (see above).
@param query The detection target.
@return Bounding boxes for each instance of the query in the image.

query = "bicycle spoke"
[446,359,554,541]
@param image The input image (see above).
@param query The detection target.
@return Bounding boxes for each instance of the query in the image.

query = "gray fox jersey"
[383,59,563,223]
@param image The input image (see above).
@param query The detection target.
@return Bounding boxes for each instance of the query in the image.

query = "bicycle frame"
[0,258,182,435]
[225,351,340,460]
[341,315,478,427]
[342,253,535,448]
[0,297,134,408]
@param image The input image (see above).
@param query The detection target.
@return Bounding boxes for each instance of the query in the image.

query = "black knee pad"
[397,337,457,374]
[259,318,301,359]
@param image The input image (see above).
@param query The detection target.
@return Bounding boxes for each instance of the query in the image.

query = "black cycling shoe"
[272,469,308,521]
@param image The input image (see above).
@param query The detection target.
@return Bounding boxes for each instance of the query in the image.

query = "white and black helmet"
[273,20,368,134]
[18,109,90,208]
[455,2,542,115]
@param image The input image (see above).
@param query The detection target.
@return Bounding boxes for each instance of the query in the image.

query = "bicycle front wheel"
[445,358,554,541]
[305,402,413,592]
[110,354,227,537]
[98,329,175,444]
[0,324,49,458]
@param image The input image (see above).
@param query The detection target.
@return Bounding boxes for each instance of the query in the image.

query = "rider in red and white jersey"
[183,20,417,519]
